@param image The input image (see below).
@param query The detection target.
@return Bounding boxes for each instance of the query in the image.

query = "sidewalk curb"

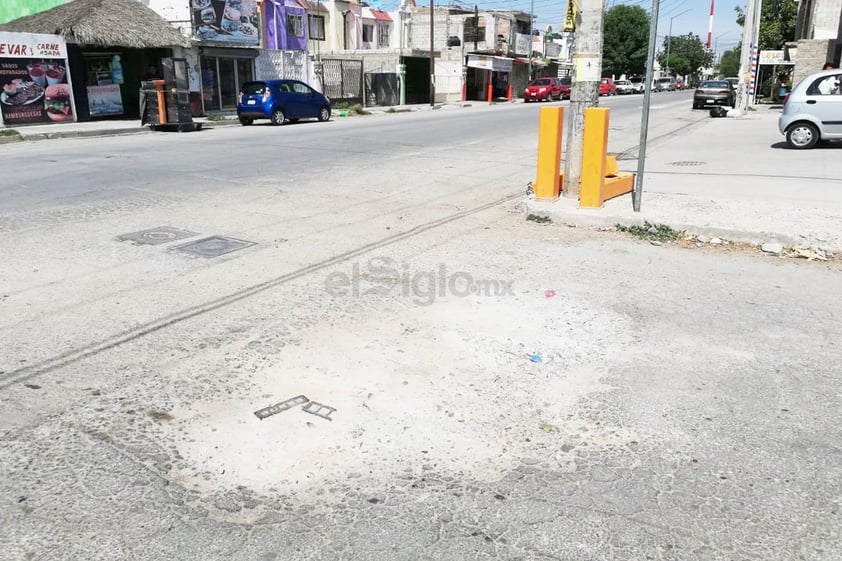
[10,119,241,141]
[524,197,841,253]
[21,127,152,141]
[3,101,493,141]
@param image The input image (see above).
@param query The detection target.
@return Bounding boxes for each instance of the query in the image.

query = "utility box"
[140,80,165,125]
[162,58,194,126]
[139,58,201,132]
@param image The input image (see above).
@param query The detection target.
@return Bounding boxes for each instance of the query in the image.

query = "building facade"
[791,0,842,83]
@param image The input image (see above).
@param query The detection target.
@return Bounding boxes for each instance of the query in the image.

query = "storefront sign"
[192,0,260,45]
[467,54,513,73]
[515,33,531,56]
[0,31,75,126]
[87,84,124,116]
[759,50,787,65]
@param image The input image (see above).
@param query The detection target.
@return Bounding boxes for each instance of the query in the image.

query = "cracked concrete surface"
[2,217,840,560]
[1,98,840,560]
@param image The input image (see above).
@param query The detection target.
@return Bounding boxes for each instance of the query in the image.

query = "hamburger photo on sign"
[44,83,73,121]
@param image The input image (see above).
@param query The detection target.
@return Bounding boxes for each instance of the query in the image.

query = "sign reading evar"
[0,43,32,56]
[0,32,68,59]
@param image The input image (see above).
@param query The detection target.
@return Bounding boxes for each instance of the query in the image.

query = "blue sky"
[378,0,746,56]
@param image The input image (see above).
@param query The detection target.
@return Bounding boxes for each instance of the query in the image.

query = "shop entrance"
[402,56,430,105]
[201,54,255,112]
[76,47,169,121]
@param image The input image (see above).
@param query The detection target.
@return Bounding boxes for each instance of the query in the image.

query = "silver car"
[778,69,842,149]
[614,79,634,94]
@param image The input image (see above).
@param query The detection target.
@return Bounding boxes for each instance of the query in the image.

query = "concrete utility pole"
[429,1,435,107]
[563,0,605,200]
[735,0,762,112]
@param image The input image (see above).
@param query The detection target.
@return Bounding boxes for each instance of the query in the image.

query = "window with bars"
[377,22,390,47]
[362,24,374,43]
[287,14,304,37]
[308,15,325,40]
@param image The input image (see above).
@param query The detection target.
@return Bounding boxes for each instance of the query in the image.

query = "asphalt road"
[3,90,839,561]
[1,91,698,213]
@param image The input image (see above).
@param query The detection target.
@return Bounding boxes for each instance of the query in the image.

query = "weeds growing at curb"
[333,102,369,115]
[205,114,227,121]
[0,129,20,137]
[527,214,552,224]
[616,221,683,242]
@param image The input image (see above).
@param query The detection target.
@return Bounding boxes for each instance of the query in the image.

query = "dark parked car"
[524,77,563,102]
[692,80,735,109]
[237,79,331,126]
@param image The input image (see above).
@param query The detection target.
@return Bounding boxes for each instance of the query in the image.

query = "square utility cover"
[173,236,255,258]
[117,226,199,245]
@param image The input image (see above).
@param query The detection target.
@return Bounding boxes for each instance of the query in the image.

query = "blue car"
[237,79,331,126]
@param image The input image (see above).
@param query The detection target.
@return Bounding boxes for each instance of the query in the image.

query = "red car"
[559,76,572,99]
[599,77,617,96]
[524,77,563,102]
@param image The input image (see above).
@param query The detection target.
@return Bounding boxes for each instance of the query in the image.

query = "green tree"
[717,47,741,77]
[659,33,713,75]
[665,55,691,76]
[735,0,797,50]
[602,5,650,77]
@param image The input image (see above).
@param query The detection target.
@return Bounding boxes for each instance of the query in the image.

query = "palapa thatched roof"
[0,0,191,49]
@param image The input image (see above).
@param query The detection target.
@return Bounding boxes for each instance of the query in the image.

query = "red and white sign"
[0,32,75,126]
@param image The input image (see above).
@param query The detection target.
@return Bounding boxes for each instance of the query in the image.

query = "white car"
[629,76,645,93]
[778,69,842,149]
[614,79,634,94]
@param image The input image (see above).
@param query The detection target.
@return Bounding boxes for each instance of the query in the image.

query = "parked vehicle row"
[523,75,687,101]
[237,79,332,126]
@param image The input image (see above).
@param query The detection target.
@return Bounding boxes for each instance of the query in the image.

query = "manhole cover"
[669,161,706,167]
[117,226,199,245]
[173,236,255,258]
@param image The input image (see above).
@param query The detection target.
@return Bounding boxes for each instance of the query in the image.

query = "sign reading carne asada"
[0,32,75,126]
[192,0,259,44]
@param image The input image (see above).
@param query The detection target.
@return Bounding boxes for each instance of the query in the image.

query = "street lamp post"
[665,8,691,74]
[713,32,731,55]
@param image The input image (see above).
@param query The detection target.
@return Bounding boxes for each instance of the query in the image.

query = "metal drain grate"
[669,161,706,167]
[117,226,199,245]
[173,236,255,258]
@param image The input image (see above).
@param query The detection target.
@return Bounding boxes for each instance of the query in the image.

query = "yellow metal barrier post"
[533,107,564,200]
[580,107,635,208]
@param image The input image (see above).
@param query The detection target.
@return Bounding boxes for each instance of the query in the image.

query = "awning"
[467,54,513,72]
[512,57,546,68]
[372,10,393,22]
